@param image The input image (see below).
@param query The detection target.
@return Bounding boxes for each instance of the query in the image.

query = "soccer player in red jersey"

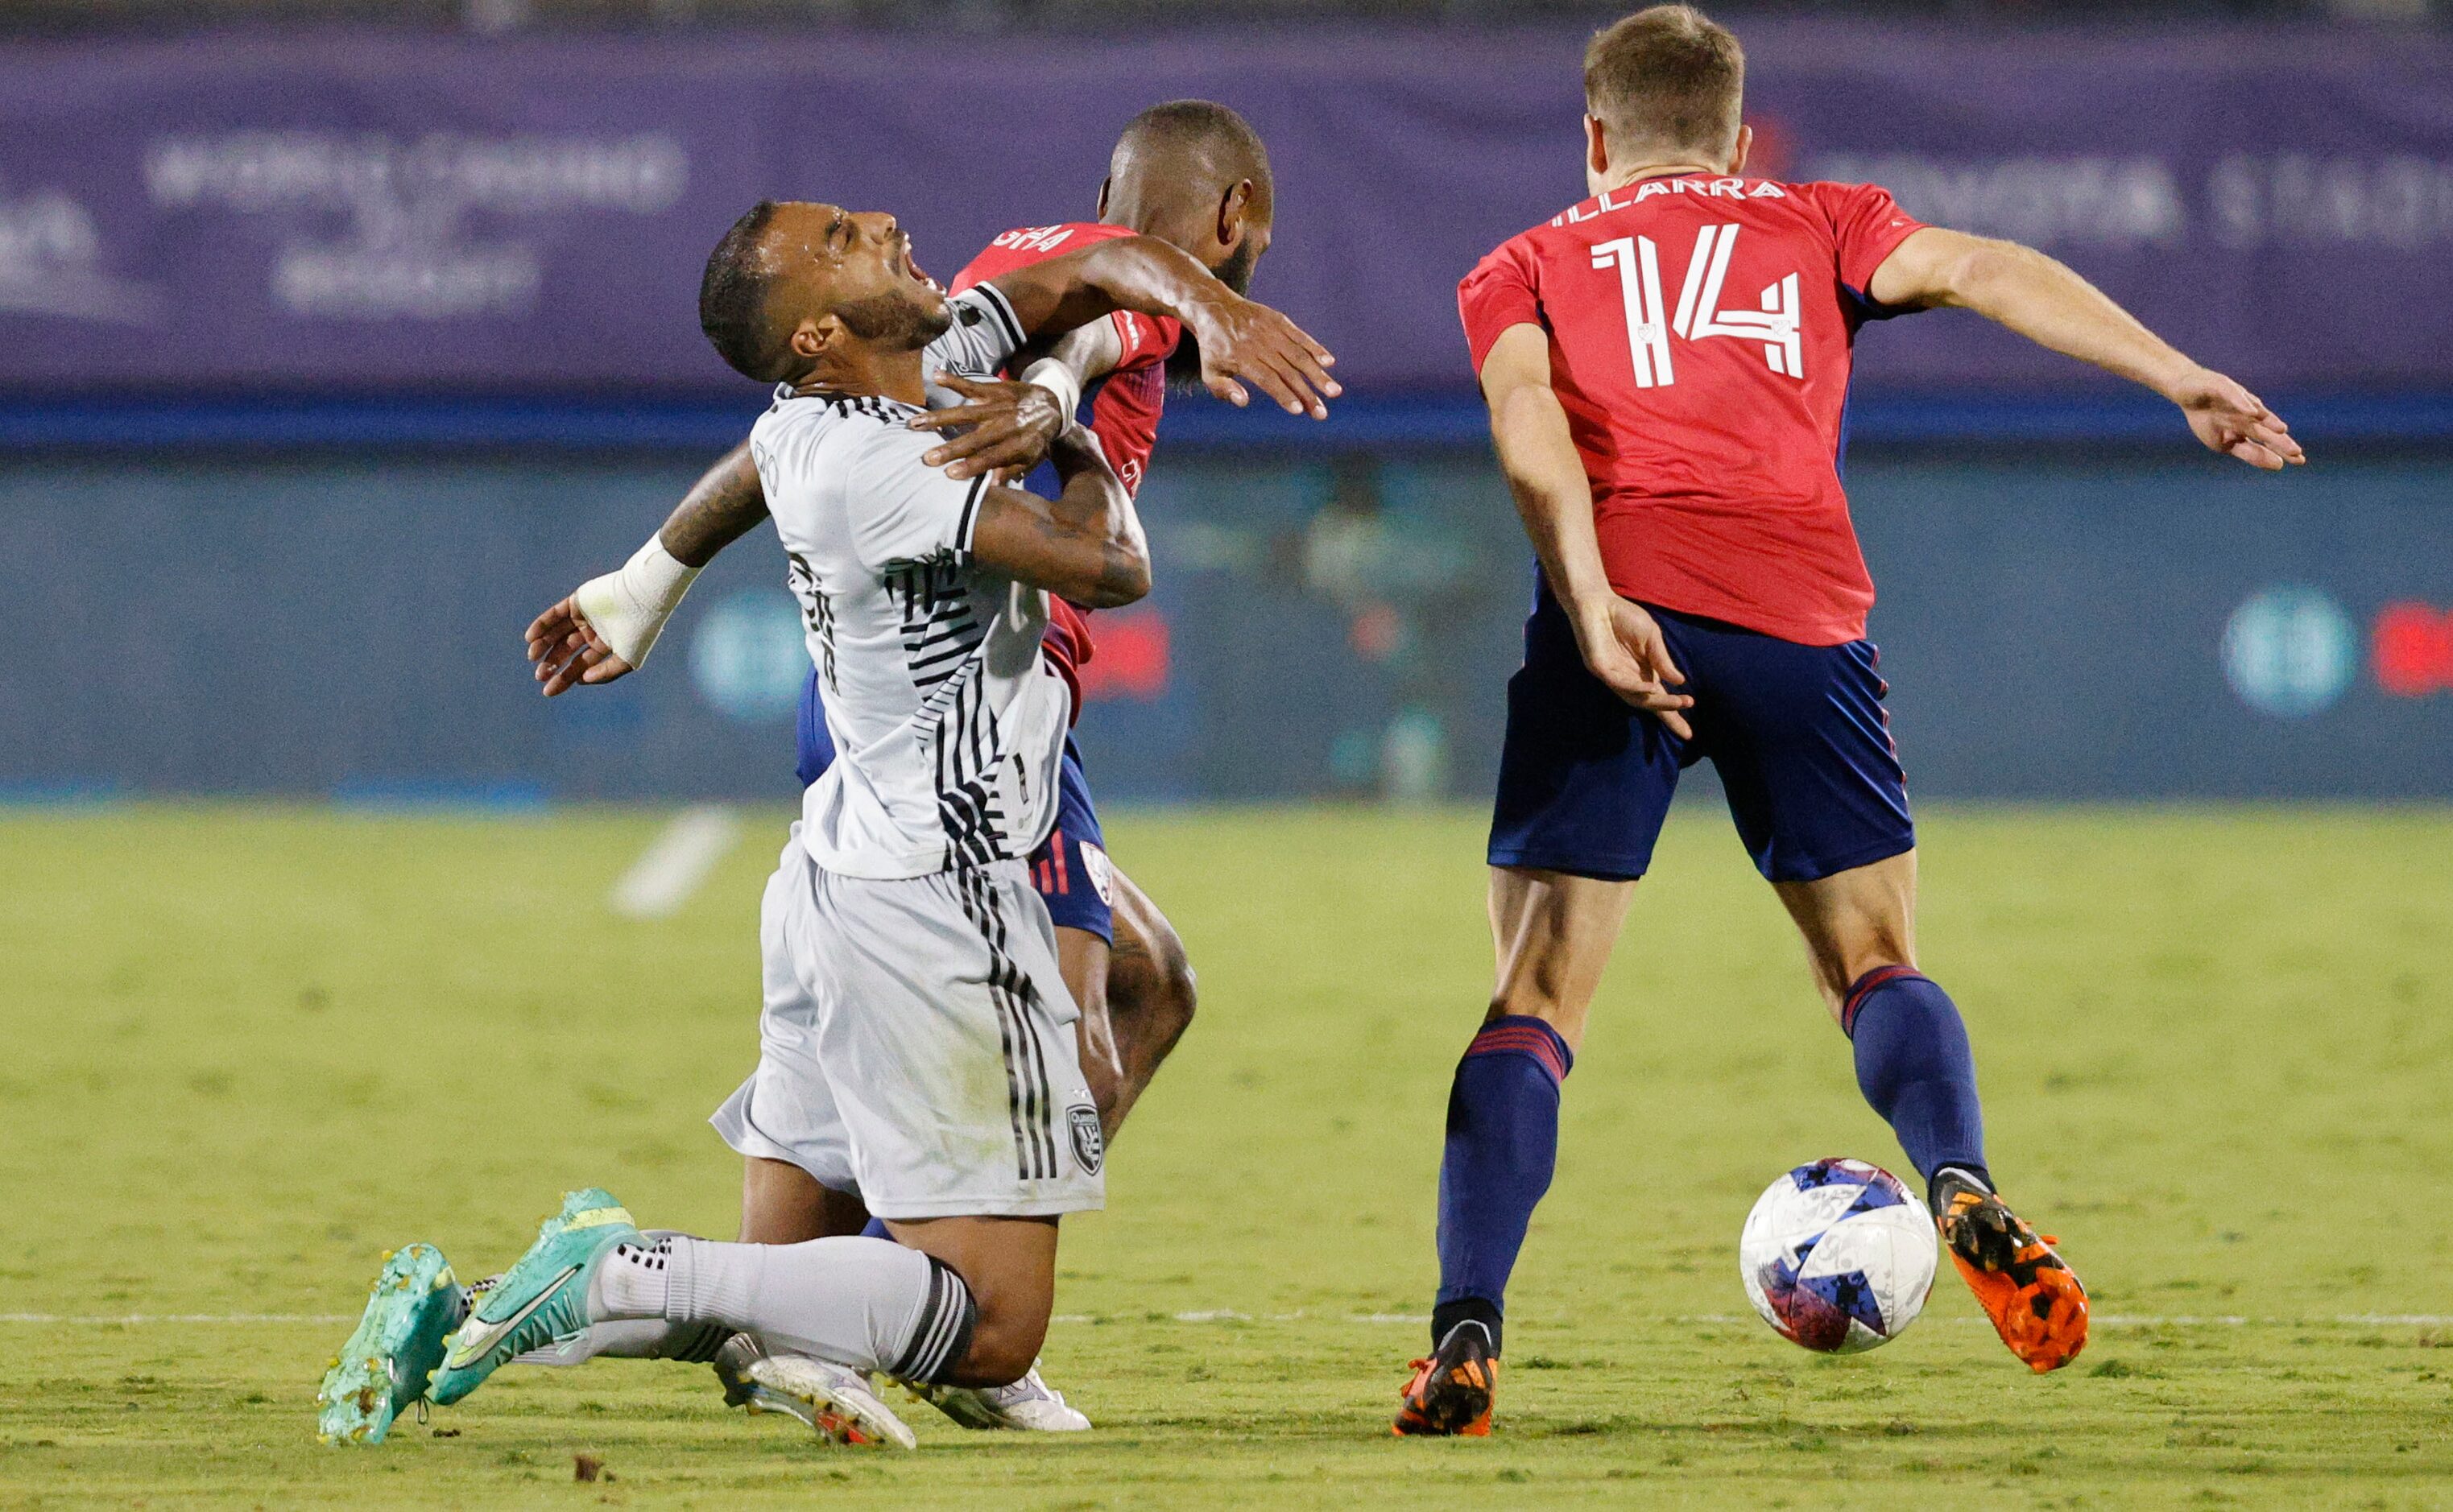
[1396,6,2302,1436]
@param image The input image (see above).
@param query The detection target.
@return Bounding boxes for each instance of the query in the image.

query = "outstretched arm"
[523,444,771,695]
[657,444,769,567]
[1479,324,1691,738]
[969,424,1150,610]
[987,233,1339,419]
[1867,227,2305,470]
[523,320,1127,694]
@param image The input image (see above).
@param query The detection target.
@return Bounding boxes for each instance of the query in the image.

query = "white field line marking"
[610,805,742,920]
[6,1311,2447,1328]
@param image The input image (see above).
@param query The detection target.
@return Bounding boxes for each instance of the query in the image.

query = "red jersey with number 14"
[1459,175,1926,647]
[952,222,1183,705]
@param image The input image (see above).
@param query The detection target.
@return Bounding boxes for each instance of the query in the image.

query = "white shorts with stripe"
[712,828,1105,1220]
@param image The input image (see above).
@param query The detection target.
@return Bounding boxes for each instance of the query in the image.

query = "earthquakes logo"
[1069,1105,1103,1176]
[143,132,686,320]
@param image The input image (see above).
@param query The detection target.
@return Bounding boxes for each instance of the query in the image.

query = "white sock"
[515,1317,728,1364]
[591,1236,679,1318]
[593,1234,972,1382]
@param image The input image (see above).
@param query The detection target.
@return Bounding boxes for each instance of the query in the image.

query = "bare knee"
[1108,902,1198,1057]
[951,1302,1048,1388]
[887,1215,1057,1390]
[1135,925,1198,1046]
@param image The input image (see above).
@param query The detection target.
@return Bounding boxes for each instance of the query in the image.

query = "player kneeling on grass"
[318,198,1336,1449]
[1393,5,2304,1437]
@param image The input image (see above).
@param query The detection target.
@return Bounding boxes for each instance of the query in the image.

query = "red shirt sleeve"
[1458,238,1544,374]
[1108,308,1181,370]
[1812,181,1929,297]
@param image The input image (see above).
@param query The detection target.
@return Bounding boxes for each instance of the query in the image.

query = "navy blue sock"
[859,1216,890,1241]
[1843,967,1990,1197]
[1432,1014,1573,1356]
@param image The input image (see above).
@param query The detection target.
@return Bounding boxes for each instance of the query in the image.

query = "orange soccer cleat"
[1934,1174,2089,1374]
[1392,1321,1500,1437]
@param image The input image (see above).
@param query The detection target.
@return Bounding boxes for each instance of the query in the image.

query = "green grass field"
[3,802,2451,1509]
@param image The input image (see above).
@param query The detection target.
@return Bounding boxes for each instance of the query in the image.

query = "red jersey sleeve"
[1809,181,1929,298]
[1458,238,1545,374]
[1107,308,1181,370]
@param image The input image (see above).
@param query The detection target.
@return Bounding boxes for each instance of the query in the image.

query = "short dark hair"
[1584,6,1745,163]
[1117,99,1274,208]
[700,200,788,382]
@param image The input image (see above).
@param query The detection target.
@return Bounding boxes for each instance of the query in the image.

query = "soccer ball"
[1739,1158,1938,1353]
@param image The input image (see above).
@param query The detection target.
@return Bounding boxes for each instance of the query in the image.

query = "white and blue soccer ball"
[1739,1158,1938,1354]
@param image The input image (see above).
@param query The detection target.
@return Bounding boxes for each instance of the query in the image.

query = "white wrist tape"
[1020,357,1084,425]
[571,535,699,669]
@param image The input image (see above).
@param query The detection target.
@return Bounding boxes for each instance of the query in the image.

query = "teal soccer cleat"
[316,1243,466,1445]
[427,1189,640,1407]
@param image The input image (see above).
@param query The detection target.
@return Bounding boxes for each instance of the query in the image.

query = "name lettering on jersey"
[991,224,1078,255]
[1552,177,1786,227]
[1593,222,1803,386]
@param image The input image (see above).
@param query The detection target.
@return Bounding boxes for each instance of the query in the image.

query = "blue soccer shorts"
[1487,577,1915,885]
[796,668,1116,942]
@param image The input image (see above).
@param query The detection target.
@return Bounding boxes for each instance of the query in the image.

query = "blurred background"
[3,0,2449,808]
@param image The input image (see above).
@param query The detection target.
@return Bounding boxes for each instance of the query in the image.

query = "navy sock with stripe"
[1843,966,1990,1195]
[1431,1014,1573,1355]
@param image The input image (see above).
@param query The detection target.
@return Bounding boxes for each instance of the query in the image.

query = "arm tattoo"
[659,444,769,568]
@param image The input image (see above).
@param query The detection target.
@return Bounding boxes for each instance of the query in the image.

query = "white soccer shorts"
[712,828,1106,1220]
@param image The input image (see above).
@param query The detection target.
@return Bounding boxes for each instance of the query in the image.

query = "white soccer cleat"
[904,1361,1091,1431]
[718,1338,917,1449]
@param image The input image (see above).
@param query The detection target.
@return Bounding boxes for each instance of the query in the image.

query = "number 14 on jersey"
[1592,223,1804,387]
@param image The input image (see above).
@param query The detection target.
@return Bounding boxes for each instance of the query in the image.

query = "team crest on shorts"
[1079,841,1116,906]
[1069,1105,1104,1175]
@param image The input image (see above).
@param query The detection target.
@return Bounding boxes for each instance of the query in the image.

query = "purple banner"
[1,23,2449,396]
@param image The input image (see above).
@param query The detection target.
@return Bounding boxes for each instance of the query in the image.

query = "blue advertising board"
[2,452,2446,805]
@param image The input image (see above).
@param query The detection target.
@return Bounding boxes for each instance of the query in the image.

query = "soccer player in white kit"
[391,199,1340,1446]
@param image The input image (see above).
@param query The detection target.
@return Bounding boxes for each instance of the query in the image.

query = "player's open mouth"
[899,236,937,292]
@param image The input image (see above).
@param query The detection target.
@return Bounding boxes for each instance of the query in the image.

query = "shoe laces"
[984,1368,1063,1407]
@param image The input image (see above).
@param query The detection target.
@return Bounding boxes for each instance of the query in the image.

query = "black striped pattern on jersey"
[887,554,1011,867]
[969,283,1027,359]
[887,554,985,691]
[767,384,923,426]
[929,663,1009,869]
[955,865,1059,1183]
[785,551,836,692]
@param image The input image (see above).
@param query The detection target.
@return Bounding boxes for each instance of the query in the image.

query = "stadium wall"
[1,23,2451,406]
[5,20,2448,805]
[5,452,2447,805]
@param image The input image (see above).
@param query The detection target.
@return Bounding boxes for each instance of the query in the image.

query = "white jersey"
[750,283,1072,880]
